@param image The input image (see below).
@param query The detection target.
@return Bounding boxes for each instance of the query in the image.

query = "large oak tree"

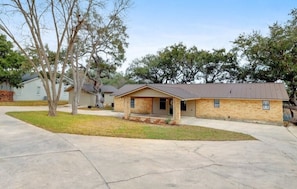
[126,43,238,84]
[232,9,297,104]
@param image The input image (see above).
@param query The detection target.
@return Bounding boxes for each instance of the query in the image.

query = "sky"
[121,0,297,71]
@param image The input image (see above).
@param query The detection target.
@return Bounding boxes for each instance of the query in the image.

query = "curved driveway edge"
[1,106,297,188]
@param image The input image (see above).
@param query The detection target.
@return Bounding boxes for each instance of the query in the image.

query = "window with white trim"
[214,99,220,108]
[130,98,135,108]
[262,100,270,110]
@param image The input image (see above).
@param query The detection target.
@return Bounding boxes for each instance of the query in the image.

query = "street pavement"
[1,106,297,188]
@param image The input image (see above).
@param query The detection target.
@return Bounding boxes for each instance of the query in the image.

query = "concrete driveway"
[1,106,297,188]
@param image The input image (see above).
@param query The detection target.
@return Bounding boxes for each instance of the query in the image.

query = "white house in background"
[13,73,69,101]
[65,84,118,107]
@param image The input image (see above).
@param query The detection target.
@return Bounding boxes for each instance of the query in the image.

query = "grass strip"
[0,101,68,106]
[6,111,256,141]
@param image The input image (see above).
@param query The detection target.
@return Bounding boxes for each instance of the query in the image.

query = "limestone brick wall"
[196,99,283,124]
[114,97,153,114]
[114,97,124,112]
[131,98,153,114]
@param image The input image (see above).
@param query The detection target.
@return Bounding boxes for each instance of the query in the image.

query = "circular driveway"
[1,106,297,188]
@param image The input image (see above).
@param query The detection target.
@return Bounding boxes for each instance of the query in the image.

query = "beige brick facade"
[114,96,284,124]
[114,84,288,125]
[114,97,124,112]
[132,97,153,114]
[196,99,283,124]
[172,97,181,124]
[114,97,153,114]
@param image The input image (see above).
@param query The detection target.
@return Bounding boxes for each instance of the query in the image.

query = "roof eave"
[21,77,40,85]
[147,86,183,99]
[116,85,184,99]
[115,85,148,98]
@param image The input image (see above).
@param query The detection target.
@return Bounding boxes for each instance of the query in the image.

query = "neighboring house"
[0,82,12,91]
[12,73,69,101]
[101,85,119,107]
[65,84,118,107]
[113,83,289,125]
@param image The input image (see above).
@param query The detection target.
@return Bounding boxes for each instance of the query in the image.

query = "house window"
[262,100,270,110]
[214,99,220,108]
[160,98,166,110]
[181,101,186,111]
[37,86,41,95]
[130,98,135,108]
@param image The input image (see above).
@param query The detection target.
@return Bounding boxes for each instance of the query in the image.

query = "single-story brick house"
[113,83,289,125]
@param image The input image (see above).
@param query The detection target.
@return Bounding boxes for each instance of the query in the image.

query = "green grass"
[0,101,68,106]
[6,111,256,141]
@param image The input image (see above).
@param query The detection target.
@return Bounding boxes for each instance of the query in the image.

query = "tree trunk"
[72,94,78,115]
[95,93,99,107]
[95,92,104,108]
[48,100,57,116]
[71,82,79,115]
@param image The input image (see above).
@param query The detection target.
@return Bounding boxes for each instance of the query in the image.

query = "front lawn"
[6,111,256,141]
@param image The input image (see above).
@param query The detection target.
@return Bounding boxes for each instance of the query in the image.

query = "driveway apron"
[1,106,297,189]
[0,107,108,189]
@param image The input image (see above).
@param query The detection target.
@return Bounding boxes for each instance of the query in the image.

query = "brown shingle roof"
[112,84,146,96]
[114,83,289,101]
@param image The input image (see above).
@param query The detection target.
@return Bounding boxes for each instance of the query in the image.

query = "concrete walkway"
[1,106,297,188]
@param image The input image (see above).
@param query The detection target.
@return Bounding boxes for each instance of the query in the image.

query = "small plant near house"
[165,117,171,124]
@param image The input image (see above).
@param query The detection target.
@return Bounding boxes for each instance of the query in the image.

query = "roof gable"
[21,73,39,83]
[112,84,147,97]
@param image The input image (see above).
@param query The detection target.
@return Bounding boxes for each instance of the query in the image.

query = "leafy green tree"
[179,46,202,83]
[70,0,130,112]
[102,72,135,88]
[158,43,185,83]
[127,43,203,84]
[126,54,164,83]
[198,48,238,83]
[0,34,27,89]
[86,56,119,108]
[233,9,297,103]
[126,43,238,84]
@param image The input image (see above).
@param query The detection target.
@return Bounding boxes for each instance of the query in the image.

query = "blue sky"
[121,0,297,71]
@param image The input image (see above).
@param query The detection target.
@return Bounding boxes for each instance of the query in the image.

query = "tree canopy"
[126,43,238,84]
[126,8,297,105]
[0,34,28,88]
[232,9,297,103]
